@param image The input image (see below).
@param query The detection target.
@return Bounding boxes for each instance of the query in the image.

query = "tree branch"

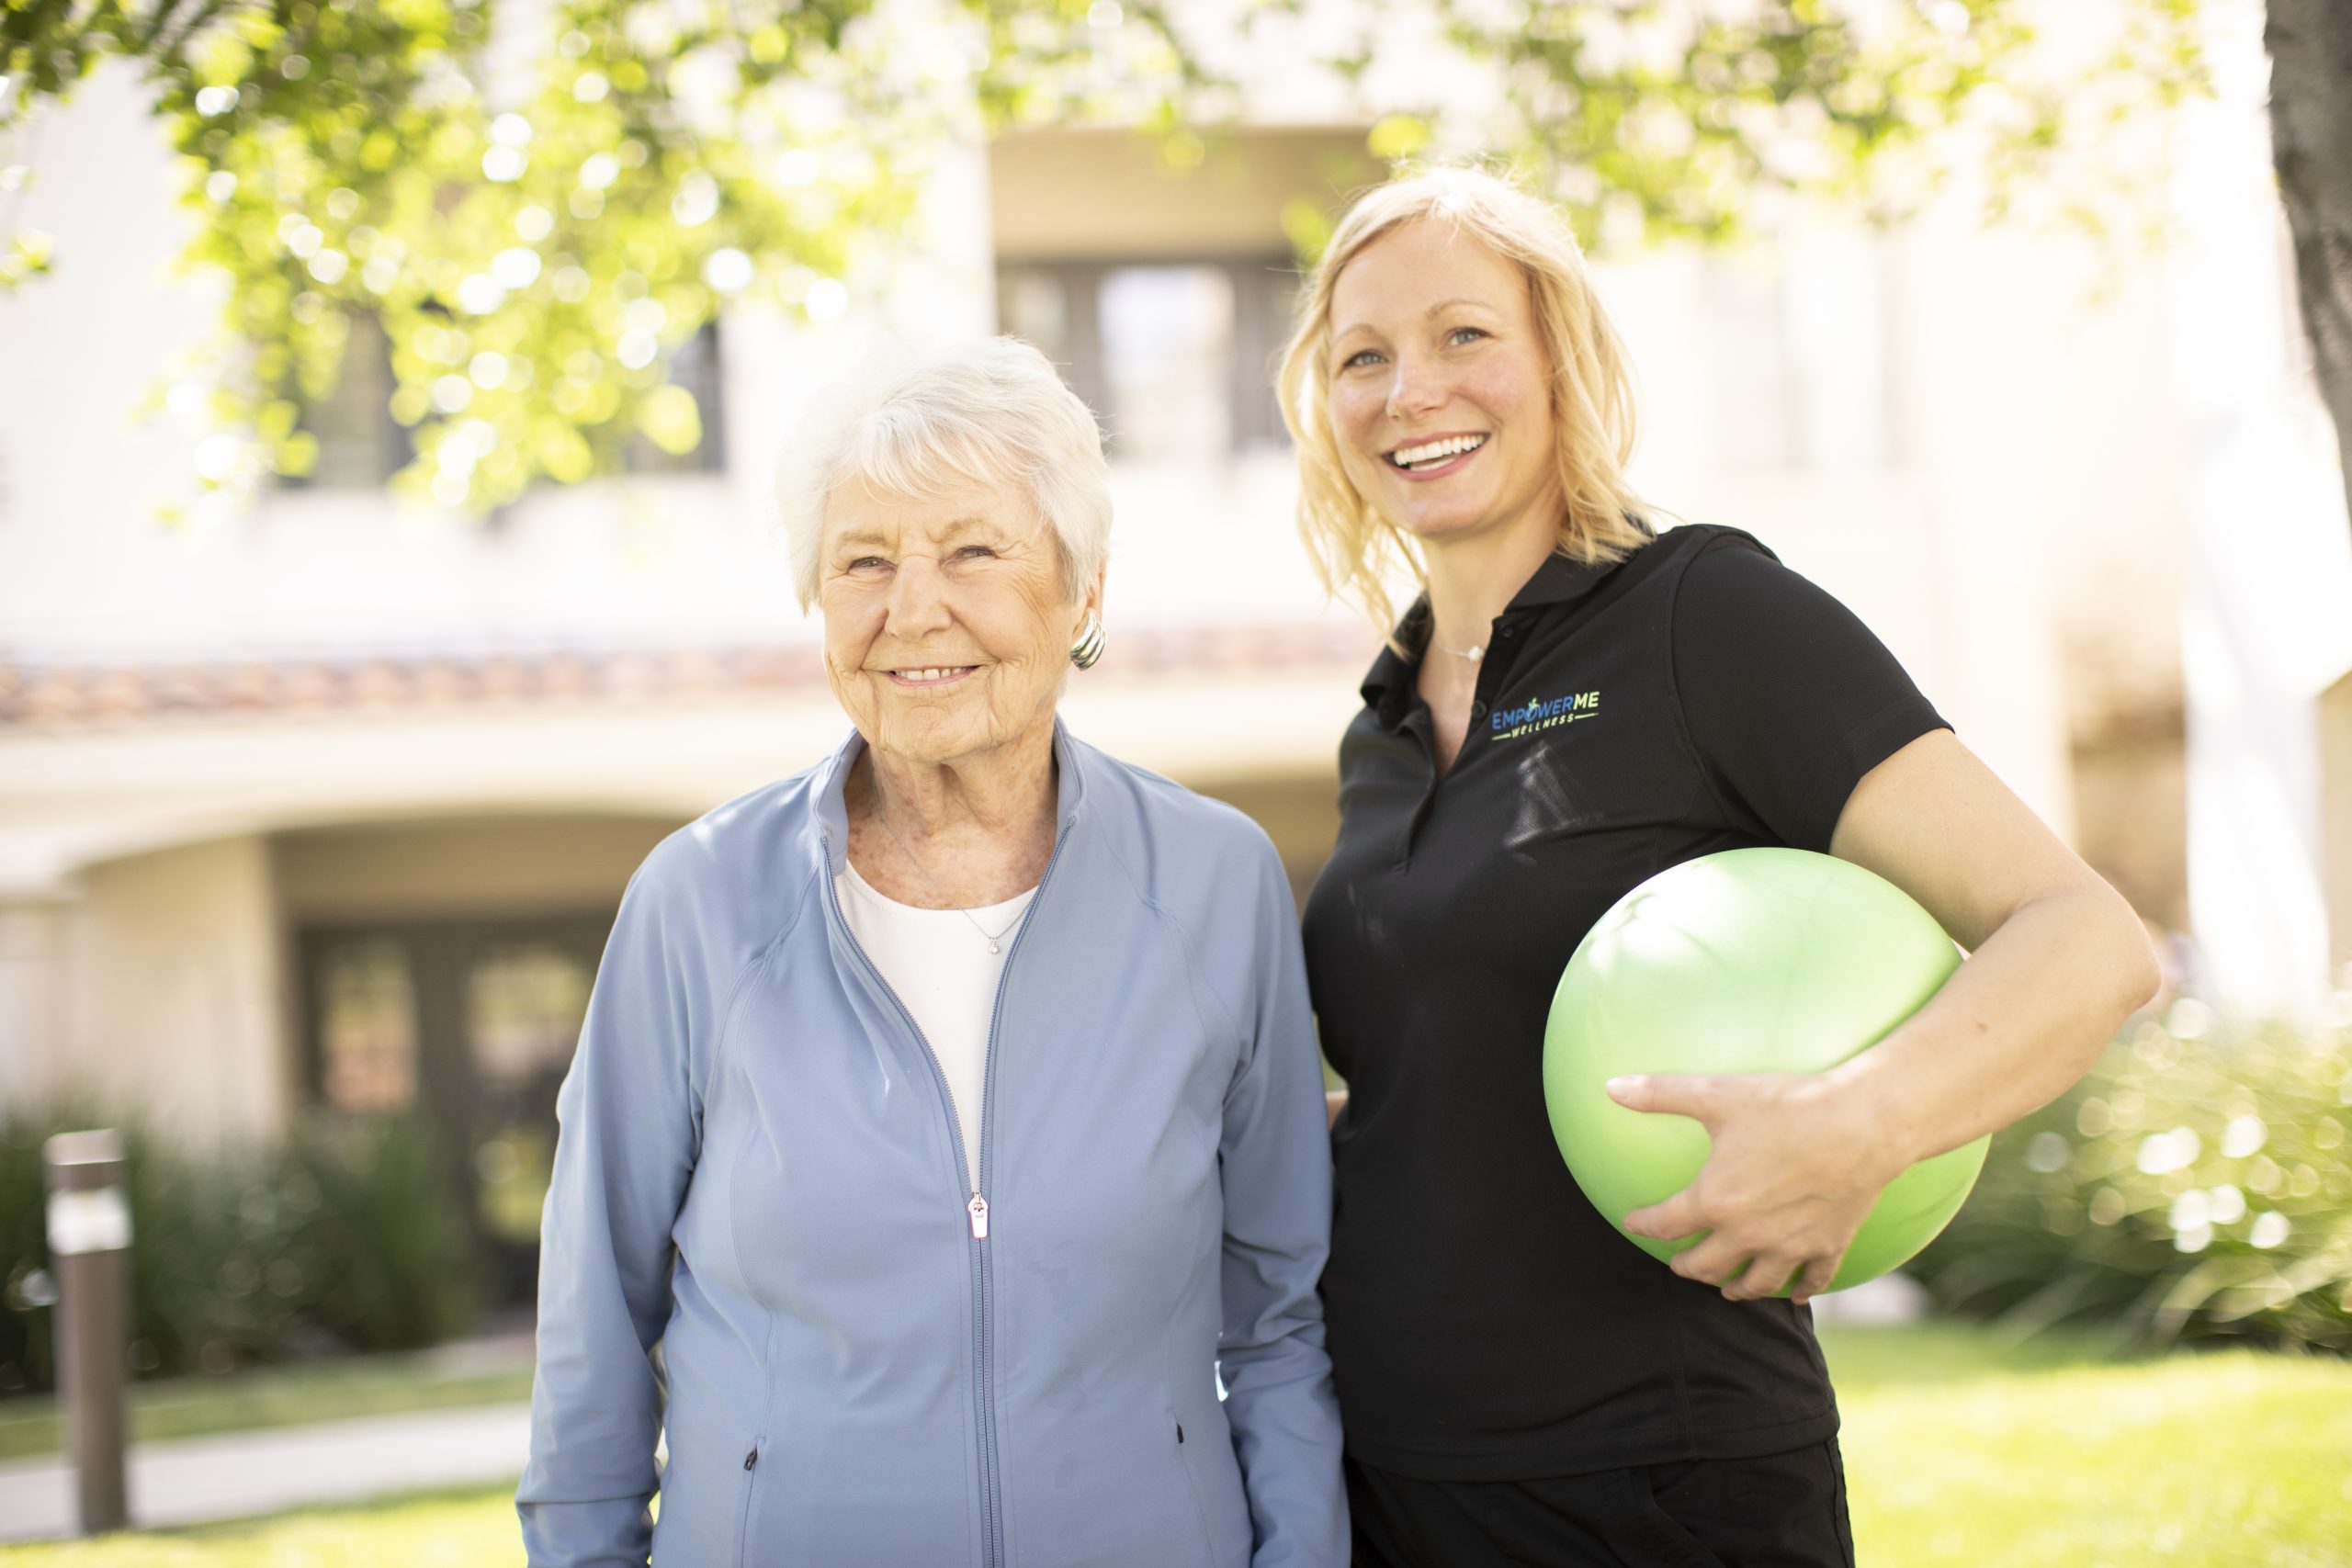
[2267,0,2352,541]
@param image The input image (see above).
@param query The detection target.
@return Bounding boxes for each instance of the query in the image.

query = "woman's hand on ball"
[1608,1071,1905,1304]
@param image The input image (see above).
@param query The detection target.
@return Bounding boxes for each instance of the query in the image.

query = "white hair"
[780,336,1112,612]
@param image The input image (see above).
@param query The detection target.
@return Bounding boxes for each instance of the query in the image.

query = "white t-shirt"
[837,859,1037,1191]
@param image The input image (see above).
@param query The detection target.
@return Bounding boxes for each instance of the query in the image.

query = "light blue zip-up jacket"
[517,724,1345,1567]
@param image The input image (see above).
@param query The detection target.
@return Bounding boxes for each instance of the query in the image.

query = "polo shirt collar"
[1360,611,1423,731]
[1360,547,1628,729]
[1508,548,1620,610]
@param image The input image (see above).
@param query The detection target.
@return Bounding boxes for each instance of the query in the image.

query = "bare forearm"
[1826,885,2160,1179]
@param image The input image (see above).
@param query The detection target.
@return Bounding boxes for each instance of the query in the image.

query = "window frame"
[287,316,730,491]
[993,253,1300,457]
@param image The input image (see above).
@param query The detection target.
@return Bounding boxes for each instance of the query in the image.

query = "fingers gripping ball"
[1542,848,1989,1293]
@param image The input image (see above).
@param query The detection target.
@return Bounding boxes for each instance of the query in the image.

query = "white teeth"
[898,667,967,682]
[1391,434,1487,468]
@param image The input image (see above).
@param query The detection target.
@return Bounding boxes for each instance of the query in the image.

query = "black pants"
[1346,1441,1855,1568]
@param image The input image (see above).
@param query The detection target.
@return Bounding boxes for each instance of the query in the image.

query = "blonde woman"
[1281,167,2156,1566]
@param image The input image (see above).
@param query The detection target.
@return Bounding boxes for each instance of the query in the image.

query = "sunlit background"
[2,0,2350,1560]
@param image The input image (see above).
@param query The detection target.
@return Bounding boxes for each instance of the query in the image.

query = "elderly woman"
[517,337,1345,1568]
[1282,168,2159,1566]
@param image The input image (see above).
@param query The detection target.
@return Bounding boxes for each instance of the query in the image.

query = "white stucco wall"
[0,900,72,1114]
[274,815,681,923]
[2324,671,2352,983]
[56,835,286,1143]
[5,5,2283,1134]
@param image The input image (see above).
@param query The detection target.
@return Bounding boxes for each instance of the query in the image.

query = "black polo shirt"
[1303,522,1948,1480]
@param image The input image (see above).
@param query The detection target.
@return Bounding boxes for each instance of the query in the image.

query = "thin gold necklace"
[870,807,1029,955]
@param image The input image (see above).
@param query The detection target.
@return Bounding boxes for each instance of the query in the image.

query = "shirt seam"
[703,862,816,1305]
[1086,825,1253,1371]
[1091,827,1244,1070]
[709,860,817,1097]
[1791,693,1949,851]
[1662,531,1747,829]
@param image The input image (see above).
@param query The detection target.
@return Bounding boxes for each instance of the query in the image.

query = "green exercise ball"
[1542,847,1988,1294]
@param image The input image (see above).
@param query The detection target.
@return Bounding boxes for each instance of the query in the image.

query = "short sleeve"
[1669,536,1949,852]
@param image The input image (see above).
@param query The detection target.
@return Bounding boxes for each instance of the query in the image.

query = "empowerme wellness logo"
[1492,689,1600,740]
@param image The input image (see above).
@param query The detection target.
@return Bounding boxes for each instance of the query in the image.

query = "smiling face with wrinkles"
[818,472,1099,773]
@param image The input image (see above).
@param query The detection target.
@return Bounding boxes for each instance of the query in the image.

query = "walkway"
[0,1401,531,1543]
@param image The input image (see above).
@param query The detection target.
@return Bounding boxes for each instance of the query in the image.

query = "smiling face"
[818,472,1099,773]
[1326,218,1563,554]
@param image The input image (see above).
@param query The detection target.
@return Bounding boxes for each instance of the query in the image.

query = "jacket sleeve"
[516,857,706,1566]
[1216,840,1349,1568]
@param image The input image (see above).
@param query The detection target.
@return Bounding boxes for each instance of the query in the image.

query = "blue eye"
[1340,348,1383,370]
[1448,326,1487,346]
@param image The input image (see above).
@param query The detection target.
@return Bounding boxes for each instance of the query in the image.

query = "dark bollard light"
[43,1130,132,1536]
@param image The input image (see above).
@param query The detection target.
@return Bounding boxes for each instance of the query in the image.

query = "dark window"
[625,321,729,476]
[291,317,728,488]
[298,913,610,1303]
[291,313,414,490]
[312,935,420,1112]
[996,256,1298,458]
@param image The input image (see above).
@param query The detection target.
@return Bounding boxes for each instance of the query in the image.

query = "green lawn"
[1825,1326,2352,1568]
[0,1485,525,1566]
[0,1349,534,1462]
[3,1324,2346,1565]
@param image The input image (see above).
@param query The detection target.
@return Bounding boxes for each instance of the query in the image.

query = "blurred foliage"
[1910,1006,2352,1352]
[1392,0,2210,249]
[1,1106,480,1395]
[0,0,2208,512]
[1,0,1198,513]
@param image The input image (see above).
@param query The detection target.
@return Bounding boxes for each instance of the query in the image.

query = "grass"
[2,1324,2347,1565]
[1815,1318,2143,1389]
[0,1485,525,1566]
[0,1349,534,1462]
[1823,1325,2352,1568]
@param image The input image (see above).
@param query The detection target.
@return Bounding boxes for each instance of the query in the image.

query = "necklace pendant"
[988,941,1001,954]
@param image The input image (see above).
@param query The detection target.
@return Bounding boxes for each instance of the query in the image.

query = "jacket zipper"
[823,819,1071,1568]
[969,822,1069,1568]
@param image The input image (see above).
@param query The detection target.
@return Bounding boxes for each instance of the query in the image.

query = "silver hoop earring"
[1069,613,1105,670]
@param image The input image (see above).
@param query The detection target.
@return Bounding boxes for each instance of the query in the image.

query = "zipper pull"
[967,1193,989,1239]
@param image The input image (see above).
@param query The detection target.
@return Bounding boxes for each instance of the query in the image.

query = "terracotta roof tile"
[0,626,1376,731]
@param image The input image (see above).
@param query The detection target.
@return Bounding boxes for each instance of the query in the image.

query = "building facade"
[8,47,2306,1291]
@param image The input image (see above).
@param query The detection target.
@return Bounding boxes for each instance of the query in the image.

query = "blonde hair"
[1277,164,1651,632]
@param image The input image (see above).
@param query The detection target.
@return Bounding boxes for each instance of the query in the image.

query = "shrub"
[0,1109,63,1390]
[1910,1009,2352,1351]
[0,1108,481,1394]
[282,1114,480,1353]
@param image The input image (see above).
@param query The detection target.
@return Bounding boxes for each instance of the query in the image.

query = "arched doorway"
[280,812,683,1305]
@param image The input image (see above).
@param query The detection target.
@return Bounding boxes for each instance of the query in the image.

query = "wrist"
[1815,1052,1925,1186]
